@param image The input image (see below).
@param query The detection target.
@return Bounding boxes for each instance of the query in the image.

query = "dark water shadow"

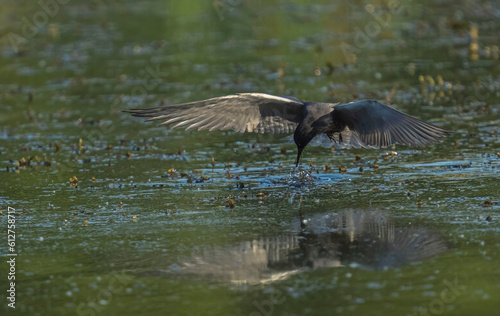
[148,209,449,284]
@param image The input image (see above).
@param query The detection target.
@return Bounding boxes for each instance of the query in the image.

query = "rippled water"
[1,0,499,315]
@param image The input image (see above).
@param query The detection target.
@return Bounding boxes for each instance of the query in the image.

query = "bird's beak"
[295,146,304,167]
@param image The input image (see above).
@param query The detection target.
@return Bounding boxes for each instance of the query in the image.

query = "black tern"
[125,93,450,166]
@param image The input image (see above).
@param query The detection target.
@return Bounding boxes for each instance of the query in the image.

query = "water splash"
[283,167,316,187]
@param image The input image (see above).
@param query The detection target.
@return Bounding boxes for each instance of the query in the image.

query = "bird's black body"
[125,93,450,166]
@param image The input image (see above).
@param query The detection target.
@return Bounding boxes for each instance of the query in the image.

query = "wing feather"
[326,100,450,149]
[125,93,305,134]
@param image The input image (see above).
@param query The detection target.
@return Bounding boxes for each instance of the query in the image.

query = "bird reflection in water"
[173,209,448,284]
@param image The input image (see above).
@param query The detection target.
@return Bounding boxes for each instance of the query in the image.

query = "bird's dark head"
[293,124,316,166]
[294,121,317,147]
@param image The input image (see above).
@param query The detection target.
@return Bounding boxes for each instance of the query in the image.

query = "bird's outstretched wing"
[324,100,450,149]
[124,93,305,133]
[309,129,370,149]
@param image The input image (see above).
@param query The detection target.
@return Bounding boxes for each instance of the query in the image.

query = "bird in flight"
[125,93,450,166]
